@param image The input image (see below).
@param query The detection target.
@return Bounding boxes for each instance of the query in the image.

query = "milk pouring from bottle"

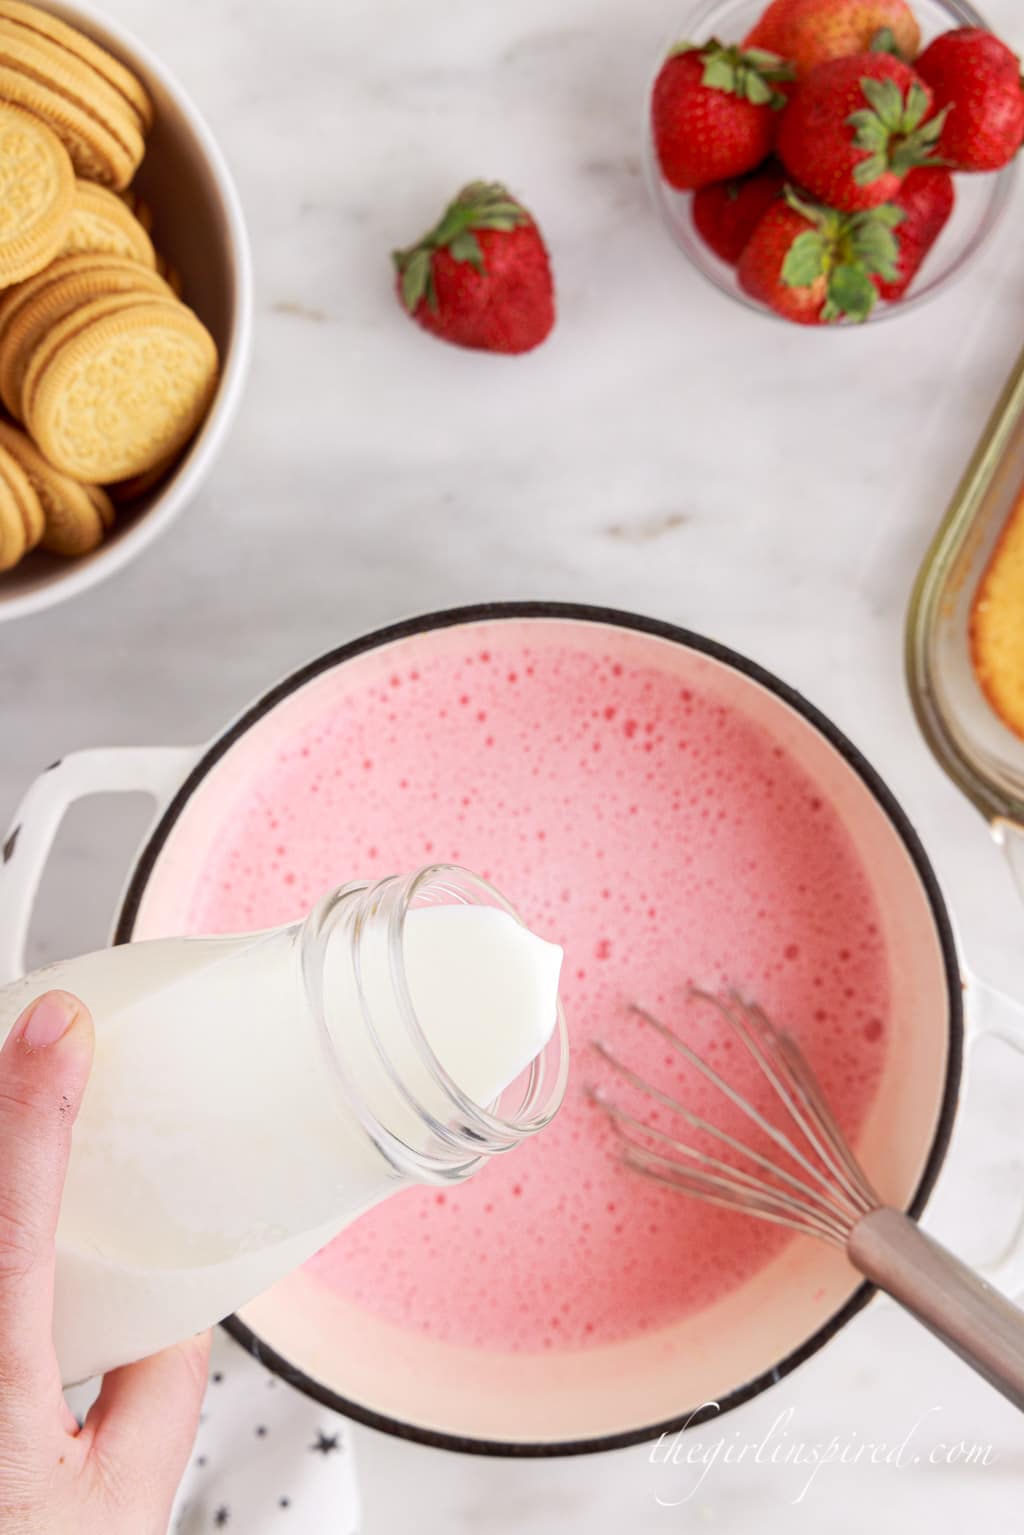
[0,868,565,1383]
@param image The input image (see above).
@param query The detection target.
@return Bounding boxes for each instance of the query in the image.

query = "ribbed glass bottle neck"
[299,865,568,1185]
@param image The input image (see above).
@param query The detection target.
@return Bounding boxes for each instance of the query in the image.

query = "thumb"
[85,1332,211,1522]
[0,990,93,1393]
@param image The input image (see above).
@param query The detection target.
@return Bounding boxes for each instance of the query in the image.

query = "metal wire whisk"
[591,989,1024,1412]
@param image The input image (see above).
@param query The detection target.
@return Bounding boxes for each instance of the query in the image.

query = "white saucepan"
[3,603,1022,1455]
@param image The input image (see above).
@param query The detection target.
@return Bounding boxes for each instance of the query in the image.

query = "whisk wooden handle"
[848,1207,1024,1411]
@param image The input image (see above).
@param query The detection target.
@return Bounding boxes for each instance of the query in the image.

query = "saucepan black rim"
[114,600,964,1459]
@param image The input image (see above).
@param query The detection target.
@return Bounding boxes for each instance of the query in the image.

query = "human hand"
[0,990,209,1534]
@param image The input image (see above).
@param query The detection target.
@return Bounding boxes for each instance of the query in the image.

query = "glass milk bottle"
[0,865,568,1385]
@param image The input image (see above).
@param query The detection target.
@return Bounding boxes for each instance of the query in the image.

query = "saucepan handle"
[0,746,201,985]
[963,969,1024,1298]
[849,1207,1024,1411]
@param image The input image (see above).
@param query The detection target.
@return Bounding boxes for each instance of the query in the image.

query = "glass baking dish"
[906,341,1024,895]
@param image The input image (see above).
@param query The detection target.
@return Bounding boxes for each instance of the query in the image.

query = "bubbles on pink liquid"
[180,632,890,1354]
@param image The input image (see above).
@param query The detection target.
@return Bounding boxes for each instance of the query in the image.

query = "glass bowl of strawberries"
[645,0,1020,325]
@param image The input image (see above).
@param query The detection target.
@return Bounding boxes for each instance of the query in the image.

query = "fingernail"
[20,991,81,1050]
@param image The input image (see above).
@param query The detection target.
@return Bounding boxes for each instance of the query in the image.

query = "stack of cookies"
[0,0,219,575]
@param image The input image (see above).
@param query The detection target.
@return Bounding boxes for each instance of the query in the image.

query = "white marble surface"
[3,0,1024,1527]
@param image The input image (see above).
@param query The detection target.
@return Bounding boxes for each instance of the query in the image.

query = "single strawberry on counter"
[652,38,794,190]
[738,187,903,323]
[393,181,554,354]
[745,0,920,75]
[916,28,1024,172]
[777,52,945,211]
[874,166,955,300]
[692,161,787,263]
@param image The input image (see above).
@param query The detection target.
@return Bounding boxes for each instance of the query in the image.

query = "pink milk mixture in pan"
[181,624,889,1354]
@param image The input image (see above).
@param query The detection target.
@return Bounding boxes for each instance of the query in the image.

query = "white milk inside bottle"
[0,866,567,1384]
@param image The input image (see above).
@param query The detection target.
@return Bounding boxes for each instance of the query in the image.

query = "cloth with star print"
[169,1328,360,1533]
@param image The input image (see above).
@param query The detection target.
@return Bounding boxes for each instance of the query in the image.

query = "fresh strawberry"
[777,53,944,211]
[692,161,787,263]
[738,188,903,323]
[652,39,793,190]
[874,167,955,300]
[916,28,1024,172]
[392,182,554,354]
[739,202,828,323]
[745,0,920,76]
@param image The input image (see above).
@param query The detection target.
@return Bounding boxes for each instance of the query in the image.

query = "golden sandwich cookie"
[0,248,157,344]
[61,180,155,266]
[0,250,168,405]
[155,251,183,297]
[1,257,170,417]
[83,481,114,527]
[24,293,218,482]
[0,60,135,187]
[0,434,42,546]
[0,99,72,286]
[0,436,45,568]
[0,20,145,169]
[120,188,154,234]
[19,288,170,426]
[0,415,112,554]
[0,0,152,132]
[106,455,177,505]
[0,459,27,568]
[0,248,104,356]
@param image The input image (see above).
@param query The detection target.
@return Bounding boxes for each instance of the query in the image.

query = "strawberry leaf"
[823,263,878,322]
[848,110,889,152]
[399,248,434,313]
[703,55,738,91]
[852,150,889,185]
[393,181,530,303]
[870,26,903,57]
[448,230,484,270]
[848,217,901,281]
[891,106,949,172]
[743,47,790,71]
[433,184,526,243]
[849,79,948,181]
[692,39,794,107]
[902,82,930,133]
[866,204,905,229]
[782,230,828,288]
[859,76,905,132]
[744,71,773,105]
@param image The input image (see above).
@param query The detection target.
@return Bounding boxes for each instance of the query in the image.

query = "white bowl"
[0,0,253,624]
